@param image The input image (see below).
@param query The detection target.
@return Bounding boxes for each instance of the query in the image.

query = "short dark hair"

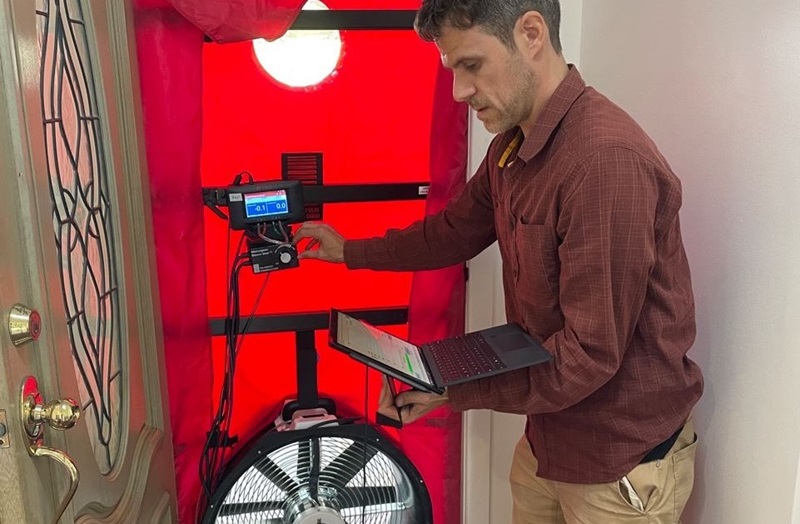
[415,0,562,54]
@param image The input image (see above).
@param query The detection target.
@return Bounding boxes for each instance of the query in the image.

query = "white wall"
[462,2,583,522]
[579,1,800,522]
[794,457,800,524]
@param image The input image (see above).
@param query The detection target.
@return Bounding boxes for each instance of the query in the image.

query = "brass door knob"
[30,399,81,431]
[20,376,81,440]
[18,377,81,524]
[8,304,42,346]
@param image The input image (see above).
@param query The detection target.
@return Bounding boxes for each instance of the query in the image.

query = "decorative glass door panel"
[36,0,124,476]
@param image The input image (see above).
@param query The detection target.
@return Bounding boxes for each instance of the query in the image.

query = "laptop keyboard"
[425,335,507,383]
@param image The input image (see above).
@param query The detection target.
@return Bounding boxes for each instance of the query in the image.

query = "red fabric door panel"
[135,1,468,521]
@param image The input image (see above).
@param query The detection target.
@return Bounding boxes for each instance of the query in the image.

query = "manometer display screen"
[244,190,289,218]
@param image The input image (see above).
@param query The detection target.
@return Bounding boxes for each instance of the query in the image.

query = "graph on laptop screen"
[336,312,432,384]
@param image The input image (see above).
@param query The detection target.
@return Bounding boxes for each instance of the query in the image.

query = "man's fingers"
[392,389,448,424]
[395,390,428,408]
[378,377,401,422]
[400,404,426,424]
[292,225,311,243]
[292,223,344,264]
[378,377,393,404]
[407,404,426,423]
[378,404,401,422]
[293,222,324,243]
[296,239,318,257]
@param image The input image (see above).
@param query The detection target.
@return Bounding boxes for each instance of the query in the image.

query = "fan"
[203,423,433,524]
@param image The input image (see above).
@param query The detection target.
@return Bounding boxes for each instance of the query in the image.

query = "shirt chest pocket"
[514,222,560,296]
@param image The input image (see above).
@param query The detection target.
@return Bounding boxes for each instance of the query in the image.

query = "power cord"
[199,250,246,502]
[361,365,370,524]
[199,228,272,512]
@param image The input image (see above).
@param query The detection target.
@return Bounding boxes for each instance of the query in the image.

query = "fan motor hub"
[292,506,347,524]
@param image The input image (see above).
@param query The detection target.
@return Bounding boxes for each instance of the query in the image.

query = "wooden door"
[0,0,178,522]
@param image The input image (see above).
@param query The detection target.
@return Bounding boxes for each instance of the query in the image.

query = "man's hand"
[377,376,449,425]
[293,222,346,263]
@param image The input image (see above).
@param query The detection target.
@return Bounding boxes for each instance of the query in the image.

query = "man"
[294,1,704,522]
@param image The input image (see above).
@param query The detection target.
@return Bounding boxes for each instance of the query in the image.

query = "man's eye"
[464,62,480,72]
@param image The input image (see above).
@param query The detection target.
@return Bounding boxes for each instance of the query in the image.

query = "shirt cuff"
[343,239,369,269]
[446,381,488,412]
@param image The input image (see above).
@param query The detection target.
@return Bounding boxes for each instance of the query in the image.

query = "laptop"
[328,309,553,395]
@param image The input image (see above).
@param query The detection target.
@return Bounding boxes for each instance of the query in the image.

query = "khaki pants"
[510,420,697,524]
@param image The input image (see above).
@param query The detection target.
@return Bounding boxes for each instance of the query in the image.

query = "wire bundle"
[199,229,271,515]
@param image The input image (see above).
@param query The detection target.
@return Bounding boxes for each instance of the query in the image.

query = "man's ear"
[516,11,547,55]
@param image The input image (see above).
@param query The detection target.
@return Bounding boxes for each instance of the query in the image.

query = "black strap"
[640,425,684,463]
[375,411,403,429]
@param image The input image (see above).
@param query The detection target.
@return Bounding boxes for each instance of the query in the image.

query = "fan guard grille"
[205,424,432,524]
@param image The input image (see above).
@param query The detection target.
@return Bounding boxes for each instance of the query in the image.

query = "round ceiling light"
[253,0,343,89]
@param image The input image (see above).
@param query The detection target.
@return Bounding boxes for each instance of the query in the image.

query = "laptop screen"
[333,311,434,386]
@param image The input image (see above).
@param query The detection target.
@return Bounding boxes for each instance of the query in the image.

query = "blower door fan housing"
[204,424,433,524]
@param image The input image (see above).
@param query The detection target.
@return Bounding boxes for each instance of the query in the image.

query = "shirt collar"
[517,65,586,163]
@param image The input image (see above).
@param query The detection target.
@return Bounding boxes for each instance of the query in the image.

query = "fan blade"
[217,501,284,517]
[254,456,299,493]
[320,440,378,486]
[335,486,399,508]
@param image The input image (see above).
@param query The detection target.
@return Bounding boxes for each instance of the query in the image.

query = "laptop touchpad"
[494,333,531,351]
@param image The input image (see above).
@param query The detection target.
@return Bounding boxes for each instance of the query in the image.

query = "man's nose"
[453,78,476,103]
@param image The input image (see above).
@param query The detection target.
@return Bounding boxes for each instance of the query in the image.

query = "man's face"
[437,24,536,134]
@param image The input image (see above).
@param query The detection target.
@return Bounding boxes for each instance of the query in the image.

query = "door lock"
[7,304,42,346]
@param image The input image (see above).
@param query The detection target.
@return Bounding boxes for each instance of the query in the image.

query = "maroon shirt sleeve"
[343,152,498,271]
[448,147,673,413]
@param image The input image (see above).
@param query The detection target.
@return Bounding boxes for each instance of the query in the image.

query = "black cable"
[199,248,249,503]
[218,259,272,489]
[236,270,271,355]
[361,365,370,524]
[200,233,276,513]
[218,257,248,477]
[306,416,361,430]
[225,226,231,291]
[215,257,247,486]
[198,172,273,518]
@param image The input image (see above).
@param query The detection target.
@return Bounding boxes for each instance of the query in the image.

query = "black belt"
[639,424,684,464]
